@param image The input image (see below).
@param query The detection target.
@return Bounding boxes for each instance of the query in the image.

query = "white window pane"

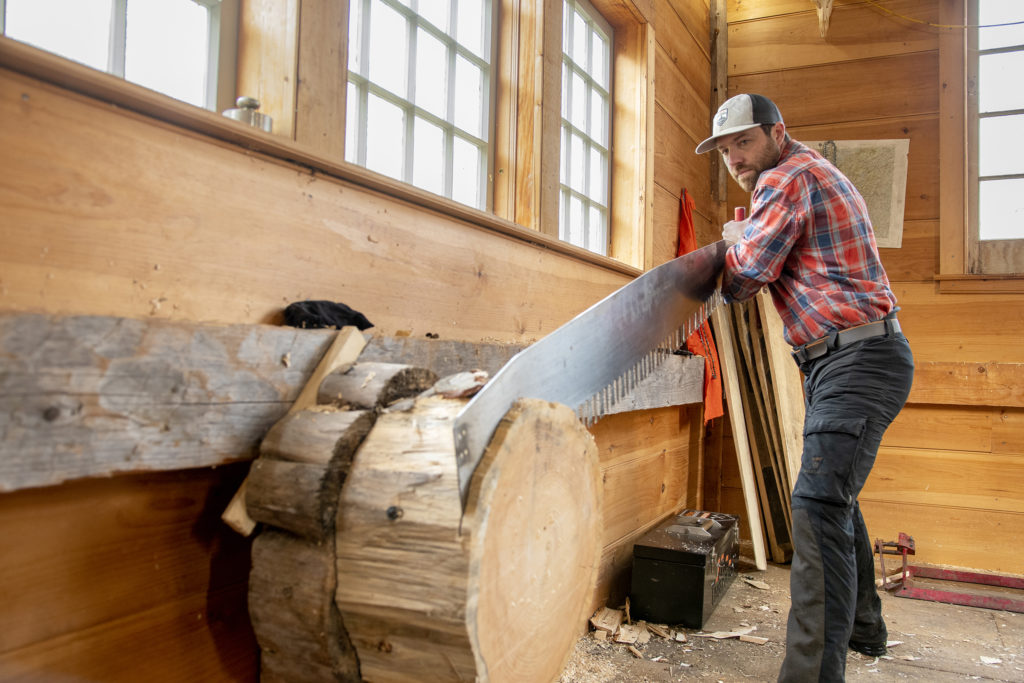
[979,52,1024,113]
[419,0,449,33]
[979,0,1024,50]
[365,94,405,179]
[456,0,485,57]
[571,9,587,66]
[588,205,606,254]
[979,178,1024,241]
[368,0,408,96]
[452,136,481,208]
[125,0,208,108]
[591,30,608,88]
[589,88,606,141]
[561,62,570,119]
[560,125,569,184]
[589,147,606,205]
[5,0,112,71]
[415,28,448,118]
[412,117,445,195]
[570,71,587,131]
[568,194,585,246]
[453,55,482,137]
[570,135,586,193]
[346,81,360,164]
[979,114,1024,177]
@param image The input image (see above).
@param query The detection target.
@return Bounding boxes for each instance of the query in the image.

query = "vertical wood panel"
[237,0,300,138]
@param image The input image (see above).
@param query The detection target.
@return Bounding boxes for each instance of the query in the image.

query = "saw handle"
[734,206,746,221]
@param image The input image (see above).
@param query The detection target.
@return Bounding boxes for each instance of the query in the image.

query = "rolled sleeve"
[723,186,802,302]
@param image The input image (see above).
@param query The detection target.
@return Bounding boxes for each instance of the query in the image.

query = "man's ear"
[771,122,786,145]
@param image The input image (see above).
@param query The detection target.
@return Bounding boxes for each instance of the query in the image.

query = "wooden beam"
[602,354,704,415]
[0,314,514,492]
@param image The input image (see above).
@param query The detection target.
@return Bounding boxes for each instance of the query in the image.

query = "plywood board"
[711,307,768,570]
[756,290,804,489]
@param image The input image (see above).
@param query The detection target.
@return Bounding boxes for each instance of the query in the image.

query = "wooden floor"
[561,547,1024,682]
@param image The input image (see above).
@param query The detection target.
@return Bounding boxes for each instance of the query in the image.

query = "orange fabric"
[678,189,724,422]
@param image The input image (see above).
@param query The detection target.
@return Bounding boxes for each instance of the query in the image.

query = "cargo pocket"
[794,416,868,505]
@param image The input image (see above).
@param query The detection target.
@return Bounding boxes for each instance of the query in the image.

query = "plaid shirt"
[723,138,896,347]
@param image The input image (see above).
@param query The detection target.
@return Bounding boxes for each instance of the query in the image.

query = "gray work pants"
[778,332,914,682]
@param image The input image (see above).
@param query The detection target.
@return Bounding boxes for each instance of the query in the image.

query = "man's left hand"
[722,218,749,245]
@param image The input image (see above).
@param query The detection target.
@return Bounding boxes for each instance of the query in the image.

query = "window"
[968,0,1024,273]
[560,0,612,255]
[940,0,1024,281]
[345,0,495,211]
[0,0,236,111]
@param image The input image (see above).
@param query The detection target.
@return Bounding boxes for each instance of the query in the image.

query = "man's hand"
[722,218,749,245]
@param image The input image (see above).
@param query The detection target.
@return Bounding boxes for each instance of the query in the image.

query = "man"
[695,93,914,682]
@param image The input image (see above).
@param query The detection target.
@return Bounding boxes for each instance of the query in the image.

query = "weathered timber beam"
[603,354,704,416]
[0,313,708,492]
[0,313,517,492]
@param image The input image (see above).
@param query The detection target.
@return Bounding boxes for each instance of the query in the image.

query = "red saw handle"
[734,206,746,221]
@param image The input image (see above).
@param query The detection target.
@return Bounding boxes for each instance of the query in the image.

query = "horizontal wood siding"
[0,0,716,675]
[717,0,1024,571]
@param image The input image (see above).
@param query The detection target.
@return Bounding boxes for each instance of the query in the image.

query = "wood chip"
[673,631,688,643]
[739,635,769,645]
[589,607,623,635]
[593,629,607,641]
[627,645,643,659]
[646,623,671,639]
[636,623,652,645]
[694,626,757,640]
[614,623,643,644]
[742,577,771,590]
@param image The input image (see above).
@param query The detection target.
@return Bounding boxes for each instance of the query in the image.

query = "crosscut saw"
[453,239,728,506]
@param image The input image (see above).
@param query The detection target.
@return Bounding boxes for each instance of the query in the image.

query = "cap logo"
[714,107,729,128]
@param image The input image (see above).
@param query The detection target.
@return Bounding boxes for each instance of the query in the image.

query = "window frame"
[492,0,652,268]
[0,0,238,112]
[938,0,1024,289]
[343,0,498,211]
[559,0,614,256]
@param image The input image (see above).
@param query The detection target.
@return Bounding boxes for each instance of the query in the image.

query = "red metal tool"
[875,533,1024,613]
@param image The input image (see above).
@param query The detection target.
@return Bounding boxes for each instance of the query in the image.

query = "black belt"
[791,315,901,364]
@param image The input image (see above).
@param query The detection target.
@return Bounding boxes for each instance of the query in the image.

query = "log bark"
[249,530,359,682]
[334,396,603,682]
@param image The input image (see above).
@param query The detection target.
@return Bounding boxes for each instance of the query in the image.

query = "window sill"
[0,36,640,279]
[934,274,1024,294]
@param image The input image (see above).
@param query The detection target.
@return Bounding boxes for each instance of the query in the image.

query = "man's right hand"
[722,218,749,245]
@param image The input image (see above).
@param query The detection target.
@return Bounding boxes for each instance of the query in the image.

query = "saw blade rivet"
[386,506,404,521]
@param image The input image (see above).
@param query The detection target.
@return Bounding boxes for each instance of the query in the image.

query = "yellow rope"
[859,0,1024,30]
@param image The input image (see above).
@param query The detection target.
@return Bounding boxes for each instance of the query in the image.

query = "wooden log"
[335,396,603,682]
[317,362,438,408]
[249,530,359,682]
[245,407,374,540]
[223,327,368,536]
[246,459,339,541]
[259,408,375,465]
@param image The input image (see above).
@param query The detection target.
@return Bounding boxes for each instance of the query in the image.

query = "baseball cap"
[695,93,784,154]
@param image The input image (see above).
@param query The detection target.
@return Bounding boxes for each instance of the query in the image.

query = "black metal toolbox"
[629,509,739,628]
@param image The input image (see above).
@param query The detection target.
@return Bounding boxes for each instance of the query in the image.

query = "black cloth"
[283,300,373,330]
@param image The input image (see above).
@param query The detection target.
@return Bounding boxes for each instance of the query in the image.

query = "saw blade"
[453,240,728,506]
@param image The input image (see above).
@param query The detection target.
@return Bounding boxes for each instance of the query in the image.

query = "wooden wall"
[0,0,716,677]
[713,0,1024,573]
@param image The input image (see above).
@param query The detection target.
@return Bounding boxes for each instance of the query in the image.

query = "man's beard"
[730,137,781,192]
